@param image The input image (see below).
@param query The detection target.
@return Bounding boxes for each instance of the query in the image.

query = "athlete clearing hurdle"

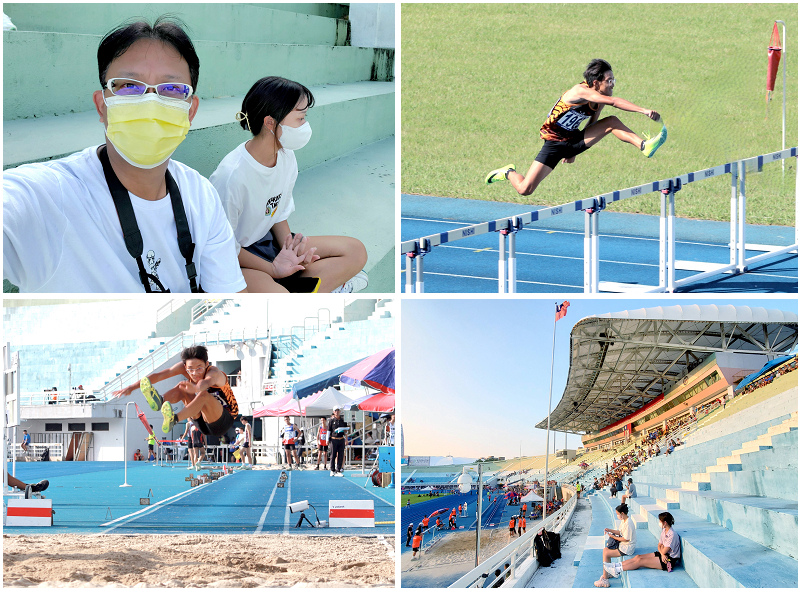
[113,345,238,437]
[485,59,667,195]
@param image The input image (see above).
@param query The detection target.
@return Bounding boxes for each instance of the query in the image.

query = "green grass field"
[402,4,797,225]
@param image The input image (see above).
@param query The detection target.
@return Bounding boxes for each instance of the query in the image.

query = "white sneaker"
[334,472,344,477]
[331,271,369,293]
[330,470,336,476]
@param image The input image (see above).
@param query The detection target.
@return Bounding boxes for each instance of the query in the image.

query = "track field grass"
[402,4,797,225]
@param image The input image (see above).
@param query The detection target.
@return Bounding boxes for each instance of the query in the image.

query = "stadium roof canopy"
[535,305,798,435]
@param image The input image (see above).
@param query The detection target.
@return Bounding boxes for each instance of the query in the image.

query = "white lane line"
[98,478,218,533]
[254,477,280,534]
[378,534,395,558]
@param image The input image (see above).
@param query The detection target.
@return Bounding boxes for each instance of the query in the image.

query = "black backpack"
[40,448,50,462]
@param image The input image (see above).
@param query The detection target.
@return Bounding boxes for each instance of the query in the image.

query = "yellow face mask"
[104,93,191,169]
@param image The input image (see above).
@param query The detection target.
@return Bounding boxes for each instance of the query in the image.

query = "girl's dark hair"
[239,76,315,143]
[584,58,612,85]
[658,511,675,526]
[181,345,209,364]
[98,16,200,91]
[615,503,629,515]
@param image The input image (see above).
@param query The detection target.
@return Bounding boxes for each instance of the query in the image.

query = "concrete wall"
[349,3,395,48]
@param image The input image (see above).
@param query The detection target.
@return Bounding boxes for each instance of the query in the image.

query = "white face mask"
[279,121,312,151]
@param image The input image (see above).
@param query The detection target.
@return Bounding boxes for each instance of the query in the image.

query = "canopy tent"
[520,491,543,502]
[302,386,356,417]
[291,357,367,399]
[253,389,325,417]
[340,347,395,394]
[358,392,395,413]
[735,353,796,392]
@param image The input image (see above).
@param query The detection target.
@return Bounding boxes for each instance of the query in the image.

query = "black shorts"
[654,551,681,571]
[195,411,234,438]
[244,230,283,262]
[186,440,194,449]
[148,444,154,451]
[535,130,590,170]
[284,443,296,450]
[318,444,328,451]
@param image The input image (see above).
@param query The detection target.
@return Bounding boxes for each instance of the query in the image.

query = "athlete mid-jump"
[486,59,667,195]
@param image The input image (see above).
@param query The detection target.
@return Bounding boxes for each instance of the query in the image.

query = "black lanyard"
[98,145,201,293]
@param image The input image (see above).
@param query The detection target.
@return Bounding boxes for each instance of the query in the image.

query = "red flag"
[135,403,155,437]
[767,22,782,104]
[555,301,570,321]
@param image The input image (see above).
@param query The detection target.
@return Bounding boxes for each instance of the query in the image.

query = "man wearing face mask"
[210,76,369,293]
[3,18,246,293]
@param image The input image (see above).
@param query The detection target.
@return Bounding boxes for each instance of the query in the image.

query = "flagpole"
[542,302,558,521]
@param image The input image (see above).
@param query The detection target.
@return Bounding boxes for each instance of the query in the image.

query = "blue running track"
[402,195,797,293]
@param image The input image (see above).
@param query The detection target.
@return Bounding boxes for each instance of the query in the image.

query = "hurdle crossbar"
[402,148,797,293]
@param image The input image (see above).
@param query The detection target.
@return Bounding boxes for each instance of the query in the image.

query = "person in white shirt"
[595,503,635,587]
[3,17,246,293]
[210,76,368,293]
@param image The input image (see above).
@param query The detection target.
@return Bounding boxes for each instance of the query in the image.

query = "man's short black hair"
[181,345,209,364]
[97,16,200,91]
[584,58,612,85]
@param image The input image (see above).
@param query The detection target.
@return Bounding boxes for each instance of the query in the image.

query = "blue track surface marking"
[402,195,797,293]
[4,462,394,536]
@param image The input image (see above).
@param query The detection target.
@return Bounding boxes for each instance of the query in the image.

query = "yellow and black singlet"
[539,82,599,142]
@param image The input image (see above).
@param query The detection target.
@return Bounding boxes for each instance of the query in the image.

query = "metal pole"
[415,242,425,293]
[498,232,506,293]
[583,211,591,292]
[405,254,413,293]
[659,191,667,289]
[476,463,483,566]
[121,401,133,487]
[542,303,558,521]
[738,161,747,272]
[508,227,517,294]
[730,167,738,265]
[776,20,787,174]
[667,190,676,293]
[591,211,599,293]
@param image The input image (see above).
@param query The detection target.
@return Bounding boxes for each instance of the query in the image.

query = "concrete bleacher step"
[656,498,680,510]
[629,495,797,588]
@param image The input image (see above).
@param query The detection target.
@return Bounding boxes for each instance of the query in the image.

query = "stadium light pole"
[542,302,558,521]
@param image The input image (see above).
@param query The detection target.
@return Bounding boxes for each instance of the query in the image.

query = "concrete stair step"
[4,31,394,120]
[767,423,796,436]
[4,82,395,173]
[733,443,772,455]
[666,488,682,502]
[681,481,711,491]
[656,498,680,510]
[630,514,649,529]
[690,472,710,482]
[706,463,742,473]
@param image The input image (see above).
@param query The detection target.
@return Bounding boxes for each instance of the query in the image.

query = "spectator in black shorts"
[603,512,681,578]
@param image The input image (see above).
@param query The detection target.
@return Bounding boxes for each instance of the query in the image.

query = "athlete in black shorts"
[486,59,666,196]
[113,345,238,437]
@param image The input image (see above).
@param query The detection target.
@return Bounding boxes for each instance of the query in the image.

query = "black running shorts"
[535,130,590,170]
[195,411,234,438]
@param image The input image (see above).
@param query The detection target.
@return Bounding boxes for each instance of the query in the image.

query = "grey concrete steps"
[3,3,347,46]
[3,82,395,174]
[3,31,393,120]
[629,494,797,588]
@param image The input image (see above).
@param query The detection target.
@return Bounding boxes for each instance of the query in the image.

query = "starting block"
[5,498,53,526]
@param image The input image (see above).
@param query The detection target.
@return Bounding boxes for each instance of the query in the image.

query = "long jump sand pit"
[3,534,395,588]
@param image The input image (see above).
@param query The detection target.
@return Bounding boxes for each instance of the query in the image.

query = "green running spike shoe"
[140,377,163,411]
[642,123,667,158]
[161,401,177,434]
[485,164,516,184]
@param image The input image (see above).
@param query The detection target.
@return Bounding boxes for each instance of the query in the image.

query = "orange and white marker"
[328,500,375,527]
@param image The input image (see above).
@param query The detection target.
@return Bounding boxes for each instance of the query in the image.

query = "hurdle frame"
[401,148,797,293]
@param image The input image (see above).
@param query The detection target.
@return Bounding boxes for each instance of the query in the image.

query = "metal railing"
[403,148,798,293]
[8,442,63,461]
[449,486,578,588]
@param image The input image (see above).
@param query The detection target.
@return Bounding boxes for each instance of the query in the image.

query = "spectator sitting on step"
[604,512,681,578]
[133,449,144,461]
[621,478,637,504]
[594,503,635,587]
[210,76,368,293]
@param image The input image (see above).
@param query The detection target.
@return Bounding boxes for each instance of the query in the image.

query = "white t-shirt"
[618,517,636,556]
[3,146,246,293]
[209,141,296,254]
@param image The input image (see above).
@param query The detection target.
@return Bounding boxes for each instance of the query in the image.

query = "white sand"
[3,534,394,588]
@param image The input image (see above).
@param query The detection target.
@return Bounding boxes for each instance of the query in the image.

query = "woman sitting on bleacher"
[603,512,681,579]
[210,76,367,293]
[595,503,636,587]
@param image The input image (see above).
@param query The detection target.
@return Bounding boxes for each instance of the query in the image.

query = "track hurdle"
[401,148,797,293]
